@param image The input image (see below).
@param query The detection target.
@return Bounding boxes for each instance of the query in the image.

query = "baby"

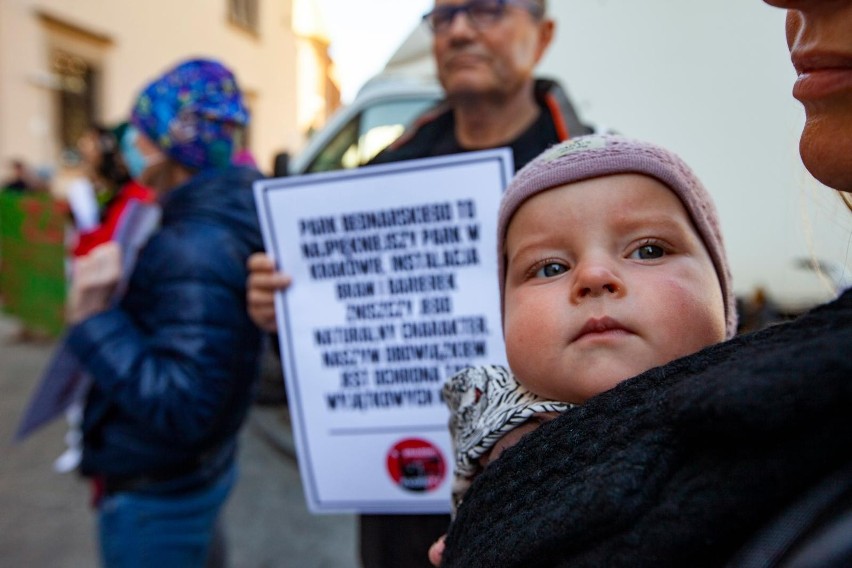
[442,134,738,520]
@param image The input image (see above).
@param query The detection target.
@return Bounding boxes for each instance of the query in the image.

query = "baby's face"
[503,173,726,403]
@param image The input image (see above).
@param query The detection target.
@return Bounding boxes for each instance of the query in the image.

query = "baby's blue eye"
[535,262,568,278]
[631,244,665,260]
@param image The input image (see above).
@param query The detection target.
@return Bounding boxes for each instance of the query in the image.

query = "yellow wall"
[0,0,334,182]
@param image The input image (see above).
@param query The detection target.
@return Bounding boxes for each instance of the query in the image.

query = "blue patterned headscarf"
[130,58,249,170]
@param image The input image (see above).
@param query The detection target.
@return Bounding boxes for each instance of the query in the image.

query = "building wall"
[0,0,334,183]
[293,0,340,136]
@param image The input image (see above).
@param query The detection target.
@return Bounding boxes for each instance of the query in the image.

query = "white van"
[276,74,443,177]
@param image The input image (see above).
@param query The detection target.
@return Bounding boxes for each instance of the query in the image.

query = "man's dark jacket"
[371,78,592,172]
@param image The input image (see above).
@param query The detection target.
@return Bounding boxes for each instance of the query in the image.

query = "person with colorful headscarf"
[64,58,264,567]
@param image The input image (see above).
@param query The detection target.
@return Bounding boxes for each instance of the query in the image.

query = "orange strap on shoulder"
[543,93,570,141]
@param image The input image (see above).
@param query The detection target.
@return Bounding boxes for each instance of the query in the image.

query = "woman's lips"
[791,51,852,100]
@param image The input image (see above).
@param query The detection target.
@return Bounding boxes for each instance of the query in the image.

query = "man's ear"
[535,19,555,62]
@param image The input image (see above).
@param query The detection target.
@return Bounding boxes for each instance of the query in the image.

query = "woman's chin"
[800,118,852,193]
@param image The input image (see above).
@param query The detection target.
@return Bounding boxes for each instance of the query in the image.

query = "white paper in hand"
[66,178,100,231]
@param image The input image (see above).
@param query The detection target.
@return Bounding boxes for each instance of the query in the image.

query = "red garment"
[72,181,156,257]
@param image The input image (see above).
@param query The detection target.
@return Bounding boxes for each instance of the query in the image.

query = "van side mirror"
[272,152,290,177]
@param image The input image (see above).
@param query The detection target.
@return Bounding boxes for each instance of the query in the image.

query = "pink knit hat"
[497,134,737,338]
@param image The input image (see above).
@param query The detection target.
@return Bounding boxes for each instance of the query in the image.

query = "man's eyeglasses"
[422,0,544,34]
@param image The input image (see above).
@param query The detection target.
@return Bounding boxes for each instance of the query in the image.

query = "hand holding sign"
[246,252,291,333]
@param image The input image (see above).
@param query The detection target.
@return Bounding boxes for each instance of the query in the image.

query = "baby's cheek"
[503,304,530,354]
[504,292,547,345]
[656,277,726,345]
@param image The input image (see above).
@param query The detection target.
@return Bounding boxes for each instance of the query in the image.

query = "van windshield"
[307,96,439,173]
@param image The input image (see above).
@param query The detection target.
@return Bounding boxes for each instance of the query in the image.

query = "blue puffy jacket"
[67,165,264,484]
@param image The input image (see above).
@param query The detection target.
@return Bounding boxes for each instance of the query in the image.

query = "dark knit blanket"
[441,290,852,567]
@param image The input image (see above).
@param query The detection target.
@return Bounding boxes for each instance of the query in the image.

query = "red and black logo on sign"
[386,438,446,493]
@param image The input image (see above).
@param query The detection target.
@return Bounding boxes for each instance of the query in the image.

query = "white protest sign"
[254,149,512,513]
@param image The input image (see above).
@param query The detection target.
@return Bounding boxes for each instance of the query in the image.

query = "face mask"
[121,126,161,180]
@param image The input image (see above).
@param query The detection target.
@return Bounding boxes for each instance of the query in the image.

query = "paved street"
[0,315,358,568]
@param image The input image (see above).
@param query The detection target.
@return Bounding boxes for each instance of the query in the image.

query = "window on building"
[52,50,99,167]
[229,0,260,34]
[38,11,111,168]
